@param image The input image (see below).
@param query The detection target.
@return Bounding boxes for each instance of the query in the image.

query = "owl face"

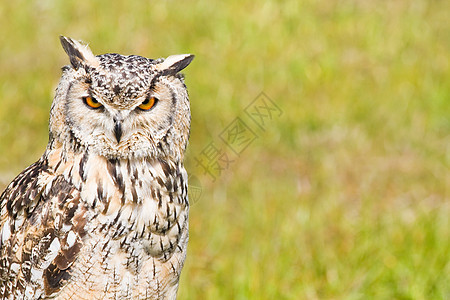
[51,37,194,160]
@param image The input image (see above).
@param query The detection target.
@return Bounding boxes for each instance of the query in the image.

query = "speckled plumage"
[0,36,194,299]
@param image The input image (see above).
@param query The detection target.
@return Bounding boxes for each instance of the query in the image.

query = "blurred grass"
[0,0,449,299]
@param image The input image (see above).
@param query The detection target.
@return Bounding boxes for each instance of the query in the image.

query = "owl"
[0,36,194,299]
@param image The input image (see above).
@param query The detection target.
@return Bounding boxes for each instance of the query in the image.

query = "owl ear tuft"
[60,36,100,70]
[157,54,194,76]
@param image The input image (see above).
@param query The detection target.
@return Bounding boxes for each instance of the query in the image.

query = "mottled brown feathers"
[0,163,85,298]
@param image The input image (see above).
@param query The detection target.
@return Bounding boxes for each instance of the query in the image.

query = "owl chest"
[79,166,188,268]
[46,184,189,299]
[91,191,188,262]
[53,154,189,271]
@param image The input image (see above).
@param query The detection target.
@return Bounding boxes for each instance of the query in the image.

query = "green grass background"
[0,0,449,299]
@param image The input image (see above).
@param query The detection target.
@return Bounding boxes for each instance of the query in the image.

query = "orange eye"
[138,97,158,111]
[83,96,103,109]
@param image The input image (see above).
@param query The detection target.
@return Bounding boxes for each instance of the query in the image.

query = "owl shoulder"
[0,157,88,298]
[0,159,52,228]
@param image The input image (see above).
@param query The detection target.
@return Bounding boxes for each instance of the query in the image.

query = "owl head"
[49,36,194,161]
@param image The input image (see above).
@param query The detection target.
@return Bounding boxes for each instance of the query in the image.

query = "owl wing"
[0,158,86,299]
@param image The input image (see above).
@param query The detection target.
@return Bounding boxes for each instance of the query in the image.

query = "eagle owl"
[0,36,194,299]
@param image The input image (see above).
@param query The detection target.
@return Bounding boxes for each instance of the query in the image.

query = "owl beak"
[114,121,122,143]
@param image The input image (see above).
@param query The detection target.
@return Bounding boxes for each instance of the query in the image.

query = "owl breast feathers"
[0,36,194,299]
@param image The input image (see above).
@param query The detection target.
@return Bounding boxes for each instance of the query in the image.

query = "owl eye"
[83,96,103,109]
[138,97,158,111]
